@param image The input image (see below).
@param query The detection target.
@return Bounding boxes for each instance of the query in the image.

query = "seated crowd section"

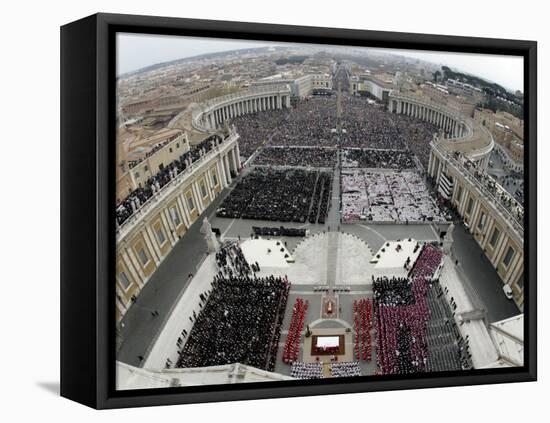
[232,109,289,159]
[231,96,437,169]
[289,362,362,379]
[252,226,307,237]
[253,146,337,168]
[270,97,338,147]
[116,134,224,226]
[176,242,290,372]
[216,168,333,223]
[290,362,323,379]
[374,244,472,375]
[374,245,441,375]
[340,96,437,168]
[282,298,309,364]
[215,241,253,278]
[341,169,446,223]
[341,148,416,170]
[329,362,362,378]
[353,298,373,362]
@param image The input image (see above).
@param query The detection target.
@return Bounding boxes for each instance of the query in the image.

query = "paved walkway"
[326,232,339,288]
[117,185,234,367]
[438,256,500,368]
[451,223,520,322]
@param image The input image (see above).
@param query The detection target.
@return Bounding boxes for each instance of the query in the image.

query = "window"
[466,197,474,215]
[169,148,173,153]
[489,227,500,247]
[170,207,181,226]
[503,246,515,267]
[176,143,180,149]
[456,185,463,203]
[134,172,140,179]
[187,195,195,211]
[119,271,131,290]
[144,165,148,172]
[137,248,149,265]
[212,173,218,186]
[477,211,486,230]
[516,272,524,289]
[200,182,208,198]
[156,226,166,245]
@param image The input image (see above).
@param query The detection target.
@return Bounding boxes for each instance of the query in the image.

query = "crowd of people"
[232,109,289,159]
[231,97,338,158]
[254,146,337,168]
[222,88,448,178]
[252,226,307,237]
[116,134,224,226]
[282,297,309,364]
[271,97,338,147]
[176,274,290,371]
[341,148,416,169]
[128,136,179,169]
[215,242,253,278]
[289,361,363,379]
[308,171,332,224]
[373,276,416,307]
[401,114,440,170]
[216,168,332,223]
[353,298,373,361]
[340,96,438,166]
[329,362,362,378]
[409,244,444,280]
[375,276,430,375]
[488,158,525,206]
[498,172,525,206]
[460,156,524,227]
[374,245,445,375]
[341,169,446,223]
[290,362,323,379]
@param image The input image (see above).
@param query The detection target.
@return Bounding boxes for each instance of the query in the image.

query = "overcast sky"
[117,33,523,92]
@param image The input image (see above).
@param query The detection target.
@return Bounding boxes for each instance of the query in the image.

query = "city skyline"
[117,33,524,92]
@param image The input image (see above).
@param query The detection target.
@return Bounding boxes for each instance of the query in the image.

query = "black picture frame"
[60,12,537,409]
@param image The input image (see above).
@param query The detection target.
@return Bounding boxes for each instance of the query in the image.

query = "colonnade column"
[224,154,232,185]
[230,147,238,173]
[428,150,434,177]
[215,157,227,189]
[235,143,241,168]
[436,158,443,185]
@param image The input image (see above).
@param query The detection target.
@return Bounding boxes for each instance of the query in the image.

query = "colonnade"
[427,143,524,308]
[200,93,291,131]
[389,97,467,139]
[218,142,241,187]
[115,133,242,320]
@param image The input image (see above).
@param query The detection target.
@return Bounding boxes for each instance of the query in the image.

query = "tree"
[441,65,453,81]
[433,70,441,83]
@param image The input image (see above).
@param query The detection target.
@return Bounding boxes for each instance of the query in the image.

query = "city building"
[115,129,241,321]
